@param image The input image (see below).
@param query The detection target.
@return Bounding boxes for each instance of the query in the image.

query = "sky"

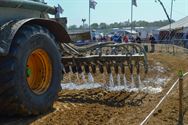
[46,0,188,26]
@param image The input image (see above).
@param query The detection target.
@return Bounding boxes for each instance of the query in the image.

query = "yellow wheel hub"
[26,49,52,95]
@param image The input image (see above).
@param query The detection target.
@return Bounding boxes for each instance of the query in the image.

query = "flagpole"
[89,1,91,32]
[89,0,97,33]
[169,0,174,31]
[131,0,133,34]
[170,0,174,55]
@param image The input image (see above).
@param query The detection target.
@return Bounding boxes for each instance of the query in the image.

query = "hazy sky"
[47,0,188,26]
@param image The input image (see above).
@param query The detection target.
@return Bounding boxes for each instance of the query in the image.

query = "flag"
[90,0,97,9]
[132,0,137,7]
[57,4,64,14]
[55,4,64,18]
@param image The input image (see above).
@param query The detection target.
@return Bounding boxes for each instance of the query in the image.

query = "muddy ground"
[1,52,188,125]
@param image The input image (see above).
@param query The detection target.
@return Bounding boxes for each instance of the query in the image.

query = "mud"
[1,53,188,125]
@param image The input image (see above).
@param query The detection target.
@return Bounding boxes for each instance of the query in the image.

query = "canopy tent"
[117,29,138,35]
[158,16,188,43]
[159,16,188,31]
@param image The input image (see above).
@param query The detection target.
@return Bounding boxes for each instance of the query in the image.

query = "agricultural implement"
[61,42,148,86]
[0,0,148,115]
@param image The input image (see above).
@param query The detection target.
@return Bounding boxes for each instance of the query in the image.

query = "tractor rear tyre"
[0,24,62,115]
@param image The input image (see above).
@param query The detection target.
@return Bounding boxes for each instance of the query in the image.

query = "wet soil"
[1,53,188,125]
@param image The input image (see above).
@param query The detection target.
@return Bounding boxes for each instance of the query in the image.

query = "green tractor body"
[0,0,71,115]
[0,0,55,25]
[0,0,70,56]
[0,0,148,116]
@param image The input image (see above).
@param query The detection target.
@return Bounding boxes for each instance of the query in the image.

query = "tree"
[91,23,99,29]
[136,20,149,27]
[79,25,83,29]
[68,25,77,30]
[109,22,119,28]
[99,23,107,29]
[68,19,173,30]
[118,22,126,28]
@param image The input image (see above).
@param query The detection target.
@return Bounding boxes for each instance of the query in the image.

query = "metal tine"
[70,62,81,84]
[130,63,134,75]
[106,62,112,74]
[107,61,118,86]
[136,61,140,75]
[64,64,71,74]
[82,62,95,83]
[128,61,135,87]
[135,60,142,88]
[71,65,77,74]
[62,64,66,74]
[99,64,104,74]
[91,62,97,74]
[62,63,72,83]
[114,63,119,74]
[120,63,125,74]
[76,63,83,74]
[75,62,87,83]
[84,62,90,74]
[114,62,122,86]
[121,63,127,87]
[95,60,104,74]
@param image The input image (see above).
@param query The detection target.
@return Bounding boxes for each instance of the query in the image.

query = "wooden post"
[178,70,184,125]
[173,45,175,55]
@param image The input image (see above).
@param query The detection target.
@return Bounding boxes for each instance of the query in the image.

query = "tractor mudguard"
[0,18,71,56]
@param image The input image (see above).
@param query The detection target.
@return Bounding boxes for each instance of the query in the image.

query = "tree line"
[68,20,174,30]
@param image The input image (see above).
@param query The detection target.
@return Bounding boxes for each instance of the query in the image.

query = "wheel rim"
[26,49,52,95]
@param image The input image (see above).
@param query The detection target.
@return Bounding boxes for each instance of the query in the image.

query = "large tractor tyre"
[0,24,62,115]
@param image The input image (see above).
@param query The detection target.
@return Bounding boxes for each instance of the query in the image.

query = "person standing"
[123,35,129,43]
[136,35,141,43]
[149,35,156,52]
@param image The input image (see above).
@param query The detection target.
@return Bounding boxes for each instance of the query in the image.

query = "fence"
[139,43,188,125]
[140,71,188,125]
[141,43,188,55]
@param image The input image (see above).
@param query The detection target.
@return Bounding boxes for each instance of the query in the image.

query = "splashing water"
[109,73,114,87]
[137,74,144,89]
[131,74,135,88]
[61,83,102,90]
[102,73,106,83]
[141,86,162,94]
[117,74,121,86]
[123,74,128,88]
[88,72,94,83]
[76,73,80,83]
[137,74,141,85]
[107,85,162,94]
[68,73,72,83]
[61,82,163,94]
[81,73,87,83]
[68,66,73,82]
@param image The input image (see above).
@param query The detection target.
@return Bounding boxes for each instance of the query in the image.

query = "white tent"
[159,16,188,31]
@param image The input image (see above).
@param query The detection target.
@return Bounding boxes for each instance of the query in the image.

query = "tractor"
[0,0,148,115]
